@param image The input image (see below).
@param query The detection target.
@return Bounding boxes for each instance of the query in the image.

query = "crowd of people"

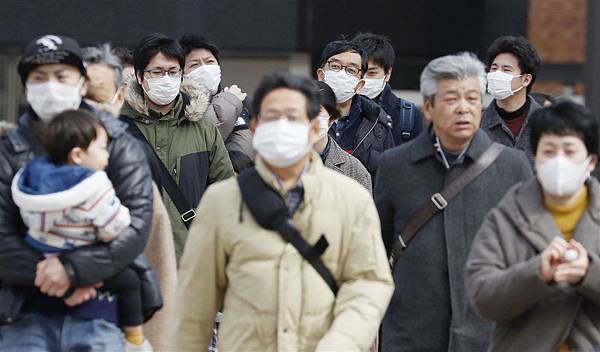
[0,30,598,352]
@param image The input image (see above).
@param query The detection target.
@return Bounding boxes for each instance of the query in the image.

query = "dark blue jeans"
[0,311,123,351]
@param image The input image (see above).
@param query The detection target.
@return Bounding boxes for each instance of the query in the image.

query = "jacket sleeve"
[172,186,226,351]
[0,143,43,286]
[225,128,256,160]
[316,193,394,351]
[373,151,395,255]
[59,134,153,287]
[207,122,235,184]
[465,209,557,322]
[204,91,243,141]
[575,253,600,304]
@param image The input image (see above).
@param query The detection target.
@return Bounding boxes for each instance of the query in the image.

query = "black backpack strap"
[399,100,415,142]
[121,117,196,229]
[237,168,339,295]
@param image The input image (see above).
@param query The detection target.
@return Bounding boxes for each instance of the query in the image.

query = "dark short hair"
[179,34,221,63]
[252,72,321,120]
[319,40,368,77]
[112,46,134,67]
[133,33,185,79]
[41,109,107,165]
[228,150,254,174]
[485,36,541,94]
[529,100,598,156]
[351,32,395,73]
[317,81,340,120]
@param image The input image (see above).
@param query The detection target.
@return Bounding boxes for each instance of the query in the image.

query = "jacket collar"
[122,76,210,123]
[408,125,493,163]
[325,137,347,168]
[378,84,399,111]
[255,150,325,208]
[483,95,541,129]
[512,176,600,251]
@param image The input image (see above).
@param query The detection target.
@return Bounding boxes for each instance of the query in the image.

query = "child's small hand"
[64,286,98,307]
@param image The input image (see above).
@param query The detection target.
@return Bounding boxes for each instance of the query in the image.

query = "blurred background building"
[0,0,597,122]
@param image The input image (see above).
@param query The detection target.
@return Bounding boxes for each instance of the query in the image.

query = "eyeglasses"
[143,68,182,79]
[326,60,361,77]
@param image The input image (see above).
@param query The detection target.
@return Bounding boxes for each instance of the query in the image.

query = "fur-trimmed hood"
[122,76,210,122]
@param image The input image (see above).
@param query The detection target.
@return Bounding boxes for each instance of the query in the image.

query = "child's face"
[79,127,109,171]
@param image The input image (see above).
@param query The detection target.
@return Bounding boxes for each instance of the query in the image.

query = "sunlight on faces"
[137,52,181,90]
[317,51,365,93]
[423,77,482,151]
[69,127,110,171]
[86,63,118,104]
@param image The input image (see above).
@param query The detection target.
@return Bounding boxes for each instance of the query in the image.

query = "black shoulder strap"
[237,168,339,295]
[389,142,506,268]
[399,100,415,142]
[121,117,196,229]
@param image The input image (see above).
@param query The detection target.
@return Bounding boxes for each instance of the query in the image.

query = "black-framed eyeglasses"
[143,68,182,79]
[326,60,361,77]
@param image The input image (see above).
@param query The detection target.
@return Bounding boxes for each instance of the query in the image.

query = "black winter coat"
[0,103,153,289]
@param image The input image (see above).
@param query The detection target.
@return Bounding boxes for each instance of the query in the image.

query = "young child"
[11,109,152,351]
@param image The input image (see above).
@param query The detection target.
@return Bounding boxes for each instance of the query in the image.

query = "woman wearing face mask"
[465,100,600,352]
[313,82,372,193]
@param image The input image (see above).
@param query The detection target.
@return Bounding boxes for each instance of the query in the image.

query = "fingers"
[570,240,588,256]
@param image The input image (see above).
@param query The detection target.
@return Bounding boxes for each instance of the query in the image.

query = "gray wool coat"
[324,137,372,193]
[375,128,533,352]
[466,177,600,352]
[481,96,542,165]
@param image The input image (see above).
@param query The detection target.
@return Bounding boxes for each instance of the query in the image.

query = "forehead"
[539,134,586,148]
[436,77,481,94]
[492,53,521,70]
[29,63,81,75]
[328,51,362,67]
[186,48,216,62]
[87,64,116,82]
[147,52,180,68]
[367,59,384,70]
[260,88,307,111]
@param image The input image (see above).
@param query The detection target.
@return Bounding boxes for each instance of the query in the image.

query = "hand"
[224,84,247,101]
[554,240,589,285]
[64,286,98,307]
[539,236,569,283]
[34,256,71,297]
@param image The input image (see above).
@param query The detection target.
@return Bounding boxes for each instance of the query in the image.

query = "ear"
[354,79,366,95]
[589,154,598,173]
[385,68,393,83]
[68,147,85,165]
[250,118,257,134]
[522,73,533,88]
[136,72,144,86]
[422,97,434,123]
[316,68,325,81]
[308,117,321,145]
[80,79,89,97]
[116,86,125,105]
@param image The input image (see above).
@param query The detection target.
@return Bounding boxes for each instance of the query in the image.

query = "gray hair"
[82,43,123,88]
[420,52,486,102]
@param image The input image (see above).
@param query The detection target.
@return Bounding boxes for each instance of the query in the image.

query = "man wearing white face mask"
[172,72,393,351]
[352,32,424,145]
[314,81,372,192]
[466,101,600,351]
[0,35,153,352]
[82,44,126,117]
[481,36,542,165]
[316,39,395,178]
[120,33,234,261]
[180,34,255,159]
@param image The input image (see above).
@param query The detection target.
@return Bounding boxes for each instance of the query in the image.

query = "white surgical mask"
[252,119,310,168]
[536,155,591,196]
[26,78,84,122]
[184,65,221,95]
[143,74,181,106]
[361,77,386,99]
[323,70,360,103]
[317,110,331,139]
[487,70,524,100]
